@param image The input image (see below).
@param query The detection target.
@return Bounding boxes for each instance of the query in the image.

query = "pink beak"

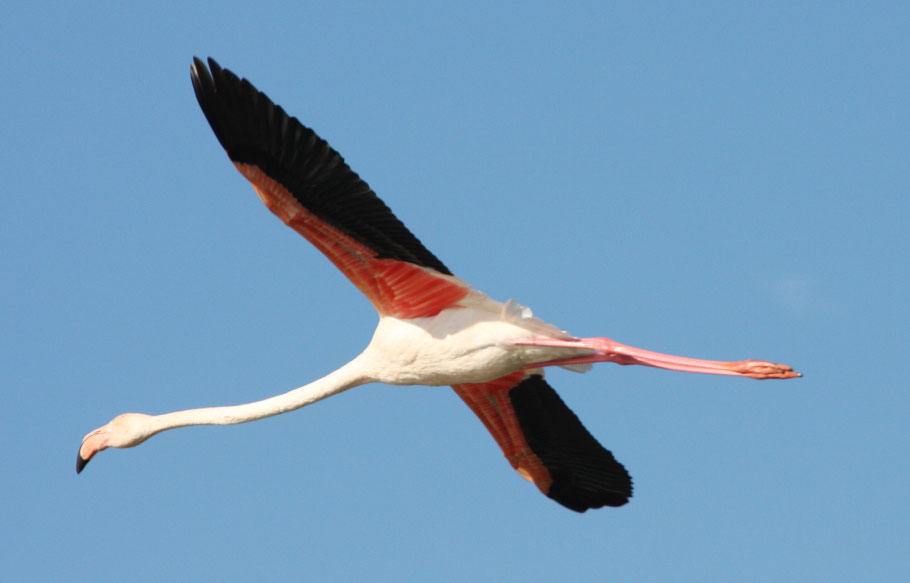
[76,426,110,474]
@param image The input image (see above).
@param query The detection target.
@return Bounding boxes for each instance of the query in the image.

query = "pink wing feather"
[192,58,469,318]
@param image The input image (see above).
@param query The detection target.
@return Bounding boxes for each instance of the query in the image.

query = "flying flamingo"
[76,58,800,512]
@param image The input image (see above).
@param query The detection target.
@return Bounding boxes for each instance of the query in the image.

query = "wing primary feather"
[189,56,452,275]
[454,372,633,512]
[509,374,633,511]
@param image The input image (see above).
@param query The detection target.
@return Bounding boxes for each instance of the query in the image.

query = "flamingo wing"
[190,57,469,318]
[453,371,632,512]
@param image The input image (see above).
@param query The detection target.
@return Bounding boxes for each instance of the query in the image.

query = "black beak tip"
[76,453,88,474]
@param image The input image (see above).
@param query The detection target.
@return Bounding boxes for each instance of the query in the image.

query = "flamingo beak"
[76,425,110,474]
[75,452,89,474]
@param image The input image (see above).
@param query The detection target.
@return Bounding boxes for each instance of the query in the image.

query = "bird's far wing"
[452,371,632,512]
[190,57,470,318]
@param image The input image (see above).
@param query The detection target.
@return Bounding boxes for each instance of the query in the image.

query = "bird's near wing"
[453,371,633,512]
[190,57,469,318]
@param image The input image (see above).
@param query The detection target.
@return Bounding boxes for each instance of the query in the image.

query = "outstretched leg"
[516,337,801,379]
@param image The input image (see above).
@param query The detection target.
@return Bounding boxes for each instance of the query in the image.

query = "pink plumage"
[76,58,799,512]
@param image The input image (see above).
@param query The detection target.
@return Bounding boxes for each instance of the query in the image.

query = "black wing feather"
[509,374,633,511]
[190,57,451,274]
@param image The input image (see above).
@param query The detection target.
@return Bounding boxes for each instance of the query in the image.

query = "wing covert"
[453,371,633,512]
[190,57,469,317]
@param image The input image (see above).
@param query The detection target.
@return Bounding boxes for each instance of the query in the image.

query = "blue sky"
[3,2,908,581]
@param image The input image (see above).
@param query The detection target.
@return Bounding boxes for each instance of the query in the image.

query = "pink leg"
[517,337,801,380]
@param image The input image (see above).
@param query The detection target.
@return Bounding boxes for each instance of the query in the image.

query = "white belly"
[361,306,589,386]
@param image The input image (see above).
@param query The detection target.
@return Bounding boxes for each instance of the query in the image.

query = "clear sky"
[3,2,907,581]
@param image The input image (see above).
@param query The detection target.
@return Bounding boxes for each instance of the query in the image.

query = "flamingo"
[76,57,800,512]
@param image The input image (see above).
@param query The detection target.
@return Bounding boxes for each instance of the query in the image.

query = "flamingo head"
[76,413,154,473]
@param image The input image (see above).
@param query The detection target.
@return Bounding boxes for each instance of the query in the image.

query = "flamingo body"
[361,300,577,385]
[76,58,799,512]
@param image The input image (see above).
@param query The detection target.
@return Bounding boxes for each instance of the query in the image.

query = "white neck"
[143,354,373,438]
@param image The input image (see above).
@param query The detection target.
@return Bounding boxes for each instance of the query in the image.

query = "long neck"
[144,354,373,437]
